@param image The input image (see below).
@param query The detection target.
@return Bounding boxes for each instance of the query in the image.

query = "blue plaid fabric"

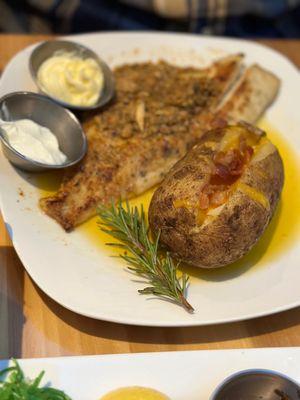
[2,0,300,37]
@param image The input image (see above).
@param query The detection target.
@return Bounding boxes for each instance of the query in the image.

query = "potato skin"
[148,125,284,268]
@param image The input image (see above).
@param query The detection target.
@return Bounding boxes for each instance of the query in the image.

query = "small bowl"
[211,369,300,400]
[29,40,115,111]
[0,91,87,172]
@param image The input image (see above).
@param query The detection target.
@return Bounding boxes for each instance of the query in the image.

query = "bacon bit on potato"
[210,190,228,207]
[244,146,254,163]
[199,135,255,211]
[199,192,210,209]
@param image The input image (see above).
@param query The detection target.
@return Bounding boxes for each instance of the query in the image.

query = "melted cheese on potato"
[173,126,270,227]
[219,126,262,152]
[251,138,276,163]
[237,182,270,209]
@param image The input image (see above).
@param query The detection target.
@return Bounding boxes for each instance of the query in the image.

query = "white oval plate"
[1,348,300,400]
[0,32,300,327]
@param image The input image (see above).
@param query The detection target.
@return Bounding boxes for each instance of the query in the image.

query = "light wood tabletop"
[0,35,299,360]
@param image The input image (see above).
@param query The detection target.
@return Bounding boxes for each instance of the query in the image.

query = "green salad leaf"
[0,359,72,399]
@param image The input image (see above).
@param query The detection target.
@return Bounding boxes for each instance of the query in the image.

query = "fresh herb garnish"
[0,359,72,399]
[98,201,194,313]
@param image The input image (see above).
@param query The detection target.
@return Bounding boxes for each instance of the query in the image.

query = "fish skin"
[40,55,280,231]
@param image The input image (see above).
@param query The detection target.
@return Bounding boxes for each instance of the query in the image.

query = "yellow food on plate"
[149,122,284,269]
[37,51,104,106]
[100,386,169,400]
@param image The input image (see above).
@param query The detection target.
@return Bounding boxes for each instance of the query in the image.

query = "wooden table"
[0,35,300,359]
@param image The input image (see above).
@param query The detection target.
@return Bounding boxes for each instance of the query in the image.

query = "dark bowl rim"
[0,91,87,170]
[29,39,115,111]
[210,368,300,400]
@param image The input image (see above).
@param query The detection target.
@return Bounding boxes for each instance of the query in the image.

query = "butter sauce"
[37,51,104,107]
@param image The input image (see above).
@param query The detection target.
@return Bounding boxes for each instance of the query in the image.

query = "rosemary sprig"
[0,359,72,399]
[98,201,194,313]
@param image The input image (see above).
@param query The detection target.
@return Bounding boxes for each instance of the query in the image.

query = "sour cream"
[0,119,67,165]
[37,51,104,107]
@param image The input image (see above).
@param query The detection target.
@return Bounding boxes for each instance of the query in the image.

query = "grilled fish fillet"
[40,55,280,231]
[216,64,280,123]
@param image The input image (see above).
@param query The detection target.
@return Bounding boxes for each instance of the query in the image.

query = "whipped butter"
[37,51,104,107]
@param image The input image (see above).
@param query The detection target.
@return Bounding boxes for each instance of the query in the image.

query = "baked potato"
[148,122,284,268]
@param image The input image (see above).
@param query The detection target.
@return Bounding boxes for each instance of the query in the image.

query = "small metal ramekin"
[0,91,87,172]
[29,40,115,111]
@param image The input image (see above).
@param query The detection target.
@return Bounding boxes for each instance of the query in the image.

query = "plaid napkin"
[1,0,300,37]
